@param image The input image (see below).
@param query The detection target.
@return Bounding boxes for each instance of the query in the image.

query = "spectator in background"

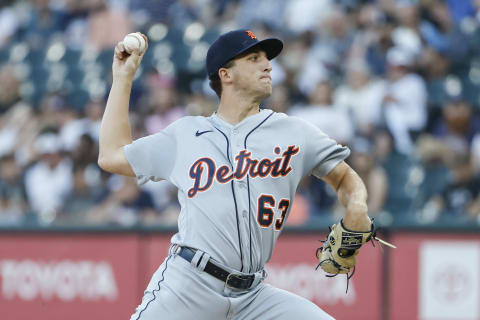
[421,152,480,223]
[297,7,354,93]
[24,132,73,224]
[22,0,64,47]
[382,46,427,154]
[129,0,175,25]
[390,0,423,56]
[364,18,394,76]
[431,95,480,156]
[278,32,314,103]
[236,0,288,31]
[283,0,334,34]
[418,47,452,109]
[318,6,355,71]
[0,65,22,113]
[70,133,98,167]
[373,127,396,164]
[144,74,186,134]
[416,94,480,175]
[0,154,27,225]
[349,2,386,63]
[37,93,70,132]
[57,163,106,225]
[60,99,103,150]
[0,103,39,163]
[87,0,132,50]
[86,176,164,226]
[334,59,385,135]
[420,0,470,64]
[61,0,112,49]
[184,91,216,116]
[290,80,353,145]
[444,0,476,24]
[167,0,215,30]
[56,128,103,225]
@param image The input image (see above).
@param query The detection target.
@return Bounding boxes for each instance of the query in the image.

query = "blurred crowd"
[1,0,480,228]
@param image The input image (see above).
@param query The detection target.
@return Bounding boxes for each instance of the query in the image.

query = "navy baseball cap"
[206,29,283,78]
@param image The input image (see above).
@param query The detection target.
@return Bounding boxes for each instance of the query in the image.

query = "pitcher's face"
[230,49,273,100]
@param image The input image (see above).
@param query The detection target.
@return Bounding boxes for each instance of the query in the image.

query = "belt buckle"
[226,273,243,289]
[225,273,251,290]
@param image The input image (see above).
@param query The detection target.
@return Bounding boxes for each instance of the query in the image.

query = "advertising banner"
[389,233,480,320]
[5,230,477,320]
[0,234,140,320]
[419,241,480,320]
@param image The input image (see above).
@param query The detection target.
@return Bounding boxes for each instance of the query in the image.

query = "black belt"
[177,247,255,290]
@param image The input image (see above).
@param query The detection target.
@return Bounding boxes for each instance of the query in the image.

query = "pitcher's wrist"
[112,74,134,87]
[343,202,370,231]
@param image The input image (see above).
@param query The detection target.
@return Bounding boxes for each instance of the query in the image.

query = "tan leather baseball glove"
[316,219,395,292]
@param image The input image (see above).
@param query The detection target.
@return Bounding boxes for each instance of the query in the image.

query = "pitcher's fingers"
[114,46,128,60]
[118,42,126,53]
[114,46,123,59]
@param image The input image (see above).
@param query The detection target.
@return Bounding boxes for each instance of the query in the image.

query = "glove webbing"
[315,249,356,294]
[315,219,395,294]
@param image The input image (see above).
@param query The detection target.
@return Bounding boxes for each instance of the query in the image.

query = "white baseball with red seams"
[122,33,146,54]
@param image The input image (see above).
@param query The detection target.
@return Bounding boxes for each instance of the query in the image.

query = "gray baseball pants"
[130,247,335,320]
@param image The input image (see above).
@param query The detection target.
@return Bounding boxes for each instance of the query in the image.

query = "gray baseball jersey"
[124,109,349,273]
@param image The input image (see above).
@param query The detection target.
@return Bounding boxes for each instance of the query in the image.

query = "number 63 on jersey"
[257,194,290,230]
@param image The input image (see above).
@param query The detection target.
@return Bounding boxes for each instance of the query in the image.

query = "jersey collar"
[209,109,273,132]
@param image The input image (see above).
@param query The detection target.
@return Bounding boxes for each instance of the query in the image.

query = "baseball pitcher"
[99,29,374,320]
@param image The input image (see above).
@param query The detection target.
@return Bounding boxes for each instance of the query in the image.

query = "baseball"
[122,33,146,54]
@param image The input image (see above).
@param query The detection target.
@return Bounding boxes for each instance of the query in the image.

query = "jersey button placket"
[231,129,252,271]
[233,129,242,147]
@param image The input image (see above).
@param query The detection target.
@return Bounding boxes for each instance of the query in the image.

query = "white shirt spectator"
[381,47,427,154]
[383,73,427,154]
[60,118,100,151]
[59,101,103,151]
[335,79,385,132]
[290,105,354,144]
[297,51,330,96]
[283,0,333,34]
[24,134,73,220]
[25,159,73,217]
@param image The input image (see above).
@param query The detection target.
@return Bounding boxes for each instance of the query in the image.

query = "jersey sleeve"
[301,119,350,178]
[123,123,177,184]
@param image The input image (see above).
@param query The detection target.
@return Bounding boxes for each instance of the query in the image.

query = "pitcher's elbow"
[97,154,110,172]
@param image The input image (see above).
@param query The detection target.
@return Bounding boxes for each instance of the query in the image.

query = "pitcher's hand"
[112,32,148,81]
